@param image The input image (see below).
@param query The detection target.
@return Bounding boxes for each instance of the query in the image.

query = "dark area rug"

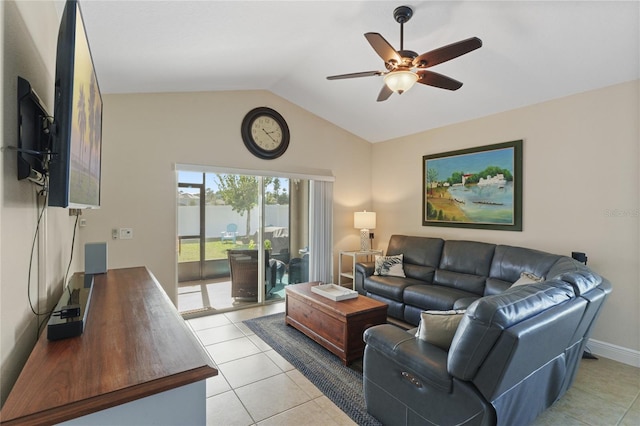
[243,312,382,426]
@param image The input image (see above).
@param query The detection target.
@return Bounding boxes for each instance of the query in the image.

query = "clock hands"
[262,128,279,144]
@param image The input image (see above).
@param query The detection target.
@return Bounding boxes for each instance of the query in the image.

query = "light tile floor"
[178,278,285,315]
[186,303,640,426]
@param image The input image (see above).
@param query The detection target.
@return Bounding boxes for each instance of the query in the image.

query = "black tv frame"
[17,76,51,186]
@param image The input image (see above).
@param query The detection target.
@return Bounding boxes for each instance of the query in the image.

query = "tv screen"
[49,0,102,208]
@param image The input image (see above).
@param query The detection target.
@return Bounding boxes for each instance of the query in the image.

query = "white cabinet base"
[60,381,206,425]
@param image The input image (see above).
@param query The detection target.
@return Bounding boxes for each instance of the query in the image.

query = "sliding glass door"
[177,168,311,315]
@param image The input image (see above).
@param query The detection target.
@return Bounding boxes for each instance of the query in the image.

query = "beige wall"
[1,0,82,405]
[372,80,640,353]
[79,91,373,302]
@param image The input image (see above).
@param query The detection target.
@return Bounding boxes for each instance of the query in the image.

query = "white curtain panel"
[309,180,334,283]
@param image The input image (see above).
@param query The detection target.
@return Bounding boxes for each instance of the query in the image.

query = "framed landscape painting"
[423,140,523,231]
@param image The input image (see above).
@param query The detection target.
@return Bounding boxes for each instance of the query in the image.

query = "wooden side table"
[338,249,383,289]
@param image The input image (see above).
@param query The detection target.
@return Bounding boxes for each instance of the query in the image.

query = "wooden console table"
[0,267,217,426]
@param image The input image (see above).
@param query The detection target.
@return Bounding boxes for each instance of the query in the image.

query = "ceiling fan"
[326,6,482,102]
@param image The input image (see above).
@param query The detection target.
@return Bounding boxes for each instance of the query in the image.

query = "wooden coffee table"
[285,282,388,365]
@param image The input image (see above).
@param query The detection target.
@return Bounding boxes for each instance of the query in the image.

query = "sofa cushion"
[489,245,560,283]
[439,240,496,277]
[404,284,479,311]
[366,293,405,319]
[484,277,512,296]
[401,305,421,326]
[403,264,436,283]
[387,235,444,281]
[416,310,466,350]
[453,297,480,310]
[434,269,487,295]
[364,275,420,302]
[374,254,406,277]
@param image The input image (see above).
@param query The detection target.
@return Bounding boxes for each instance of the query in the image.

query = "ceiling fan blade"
[376,84,393,102]
[365,32,402,65]
[327,71,384,80]
[413,37,482,68]
[417,70,463,90]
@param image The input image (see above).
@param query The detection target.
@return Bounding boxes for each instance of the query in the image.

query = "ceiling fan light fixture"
[384,70,418,94]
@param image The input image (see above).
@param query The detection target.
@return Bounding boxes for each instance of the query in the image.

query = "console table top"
[0,266,217,426]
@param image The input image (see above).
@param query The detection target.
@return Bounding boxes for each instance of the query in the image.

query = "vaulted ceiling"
[73,1,639,143]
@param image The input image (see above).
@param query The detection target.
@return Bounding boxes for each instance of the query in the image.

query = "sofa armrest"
[354,262,375,294]
[364,324,452,392]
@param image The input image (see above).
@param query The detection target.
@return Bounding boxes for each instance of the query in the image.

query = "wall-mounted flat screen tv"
[49,0,102,209]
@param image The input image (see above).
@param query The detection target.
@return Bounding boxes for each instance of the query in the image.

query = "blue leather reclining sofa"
[354,234,612,425]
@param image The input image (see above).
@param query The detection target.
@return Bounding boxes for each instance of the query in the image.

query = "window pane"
[178,171,204,185]
[178,237,200,263]
[204,174,230,261]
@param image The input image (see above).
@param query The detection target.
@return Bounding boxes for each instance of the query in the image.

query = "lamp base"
[360,229,371,251]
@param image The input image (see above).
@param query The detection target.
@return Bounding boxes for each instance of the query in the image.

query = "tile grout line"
[226,337,318,425]
[618,392,640,425]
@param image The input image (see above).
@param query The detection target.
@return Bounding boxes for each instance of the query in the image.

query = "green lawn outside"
[178,239,250,262]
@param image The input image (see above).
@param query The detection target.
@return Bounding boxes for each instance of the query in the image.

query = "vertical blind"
[309,180,334,283]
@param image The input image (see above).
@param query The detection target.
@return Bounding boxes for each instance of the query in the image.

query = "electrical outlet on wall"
[112,229,119,240]
[119,228,133,240]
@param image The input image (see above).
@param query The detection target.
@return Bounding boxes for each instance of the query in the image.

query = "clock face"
[241,107,290,159]
[250,116,283,151]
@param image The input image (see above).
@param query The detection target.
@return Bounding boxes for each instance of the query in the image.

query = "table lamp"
[354,211,376,251]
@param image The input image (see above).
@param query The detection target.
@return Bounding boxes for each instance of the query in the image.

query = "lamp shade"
[384,70,418,94]
[354,211,376,229]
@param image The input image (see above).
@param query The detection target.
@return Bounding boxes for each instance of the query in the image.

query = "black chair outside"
[227,250,277,299]
[288,253,309,284]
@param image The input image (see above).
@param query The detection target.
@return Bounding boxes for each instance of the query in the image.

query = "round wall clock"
[241,107,290,159]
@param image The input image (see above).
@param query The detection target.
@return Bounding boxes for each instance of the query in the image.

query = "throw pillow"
[415,309,466,350]
[373,254,406,277]
[511,271,545,287]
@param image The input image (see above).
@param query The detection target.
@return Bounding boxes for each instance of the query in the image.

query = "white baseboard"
[586,339,640,367]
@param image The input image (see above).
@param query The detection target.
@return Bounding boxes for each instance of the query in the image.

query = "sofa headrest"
[387,235,444,268]
[439,240,495,276]
[547,257,603,296]
[489,245,561,283]
[467,281,575,329]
